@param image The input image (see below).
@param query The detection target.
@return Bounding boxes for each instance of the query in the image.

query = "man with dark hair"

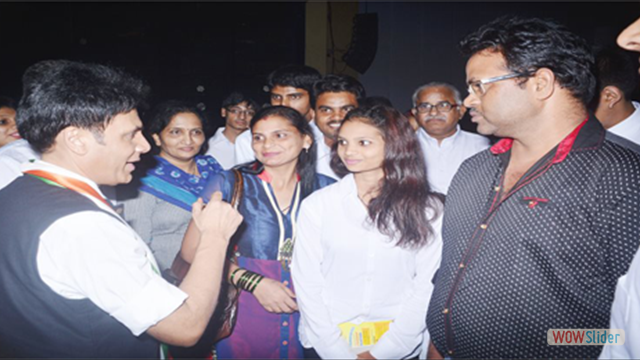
[234,64,321,165]
[312,74,365,179]
[0,95,40,190]
[599,16,640,360]
[425,16,640,358]
[593,46,640,144]
[411,82,489,194]
[0,60,242,358]
[206,91,258,169]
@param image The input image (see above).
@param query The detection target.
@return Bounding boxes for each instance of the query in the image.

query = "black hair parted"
[17,60,148,153]
[594,46,639,101]
[221,91,259,111]
[311,74,367,108]
[459,15,596,106]
[147,100,210,155]
[0,96,16,110]
[240,105,318,200]
[266,65,322,94]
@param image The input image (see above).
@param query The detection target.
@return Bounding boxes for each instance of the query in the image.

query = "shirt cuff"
[111,275,188,336]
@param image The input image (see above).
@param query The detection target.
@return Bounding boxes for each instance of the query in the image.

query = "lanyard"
[261,179,301,267]
[24,169,113,209]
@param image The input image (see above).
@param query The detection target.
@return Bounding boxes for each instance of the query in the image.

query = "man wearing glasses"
[206,91,258,169]
[411,82,489,194]
[425,16,640,359]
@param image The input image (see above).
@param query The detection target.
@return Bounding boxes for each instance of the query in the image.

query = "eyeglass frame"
[414,101,461,114]
[226,107,256,117]
[467,71,535,97]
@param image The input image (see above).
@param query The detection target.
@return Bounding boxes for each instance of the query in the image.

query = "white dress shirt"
[234,120,340,179]
[292,174,443,359]
[205,127,237,170]
[29,161,187,336]
[599,246,640,359]
[0,139,40,190]
[417,126,490,194]
[608,101,640,145]
[311,121,340,180]
[233,129,254,166]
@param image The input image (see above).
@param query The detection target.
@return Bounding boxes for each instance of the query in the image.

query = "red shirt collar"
[489,118,589,164]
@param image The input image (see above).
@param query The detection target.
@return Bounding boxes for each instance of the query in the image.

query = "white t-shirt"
[28,161,187,336]
[292,173,443,359]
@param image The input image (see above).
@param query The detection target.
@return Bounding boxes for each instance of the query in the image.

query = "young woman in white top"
[292,105,443,359]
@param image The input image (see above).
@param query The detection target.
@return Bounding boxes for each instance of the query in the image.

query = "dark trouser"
[303,347,321,359]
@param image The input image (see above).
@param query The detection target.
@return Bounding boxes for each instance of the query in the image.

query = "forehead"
[271,85,308,96]
[417,87,456,103]
[228,101,252,109]
[0,107,16,117]
[340,119,381,137]
[252,115,297,133]
[166,112,203,129]
[316,91,358,107]
[466,49,509,80]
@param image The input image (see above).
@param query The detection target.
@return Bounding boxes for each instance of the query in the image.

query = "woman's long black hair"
[239,106,318,199]
[331,105,442,249]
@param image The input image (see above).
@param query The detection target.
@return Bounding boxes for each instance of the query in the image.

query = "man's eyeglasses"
[467,72,534,97]
[227,108,255,117]
[415,101,460,114]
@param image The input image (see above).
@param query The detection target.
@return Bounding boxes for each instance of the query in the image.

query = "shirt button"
[459,263,465,269]
[448,350,454,355]
[443,308,449,314]
[494,186,500,192]
[480,224,488,230]
[282,340,288,346]
[283,280,289,286]
[282,321,289,326]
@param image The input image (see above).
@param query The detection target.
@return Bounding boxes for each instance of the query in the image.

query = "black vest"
[0,175,158,358]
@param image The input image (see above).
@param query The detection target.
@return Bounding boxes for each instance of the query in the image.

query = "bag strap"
[230,169,244,209]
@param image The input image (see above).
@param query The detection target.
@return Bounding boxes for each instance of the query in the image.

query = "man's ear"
[152,133,162,147]
[601,86,624,109]
[60,126,90,155]
[532,68,556,100]
[411,107,418,117]
[221,108,227,118]
[307,108,316,123]
[457,105,467,119]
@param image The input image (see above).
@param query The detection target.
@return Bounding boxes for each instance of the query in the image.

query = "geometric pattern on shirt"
[426,116,640,358]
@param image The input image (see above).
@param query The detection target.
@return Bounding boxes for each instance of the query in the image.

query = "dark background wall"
[1,2,639,133]
[0,2,306,131]
[358,2,640,132]
[360,2,640,129]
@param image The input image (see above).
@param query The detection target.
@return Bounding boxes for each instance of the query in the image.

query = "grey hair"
[411,82,462,107]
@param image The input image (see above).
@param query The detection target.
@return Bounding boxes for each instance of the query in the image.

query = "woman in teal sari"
[120,100,223,276]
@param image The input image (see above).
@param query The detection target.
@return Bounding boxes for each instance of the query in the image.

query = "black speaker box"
[342,13,379,74]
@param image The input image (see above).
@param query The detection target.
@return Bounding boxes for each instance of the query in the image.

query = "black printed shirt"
[426,116,640,358]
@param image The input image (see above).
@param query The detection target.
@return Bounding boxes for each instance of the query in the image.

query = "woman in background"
[293,105,443,359]
[181,106,335,358]
[0,96,19,148]
[121,100,223,275]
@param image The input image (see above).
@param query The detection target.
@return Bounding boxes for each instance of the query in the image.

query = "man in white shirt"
[411,82,490,194]
[0,138,40,190]
[205,92,257,169]
[312,74,366,180]
[593,46,640,146]
[0,59,242,358]
[234,65,320,165]
[599,16,640,360]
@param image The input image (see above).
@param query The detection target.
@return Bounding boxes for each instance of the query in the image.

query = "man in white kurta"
[411,82,489,194]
